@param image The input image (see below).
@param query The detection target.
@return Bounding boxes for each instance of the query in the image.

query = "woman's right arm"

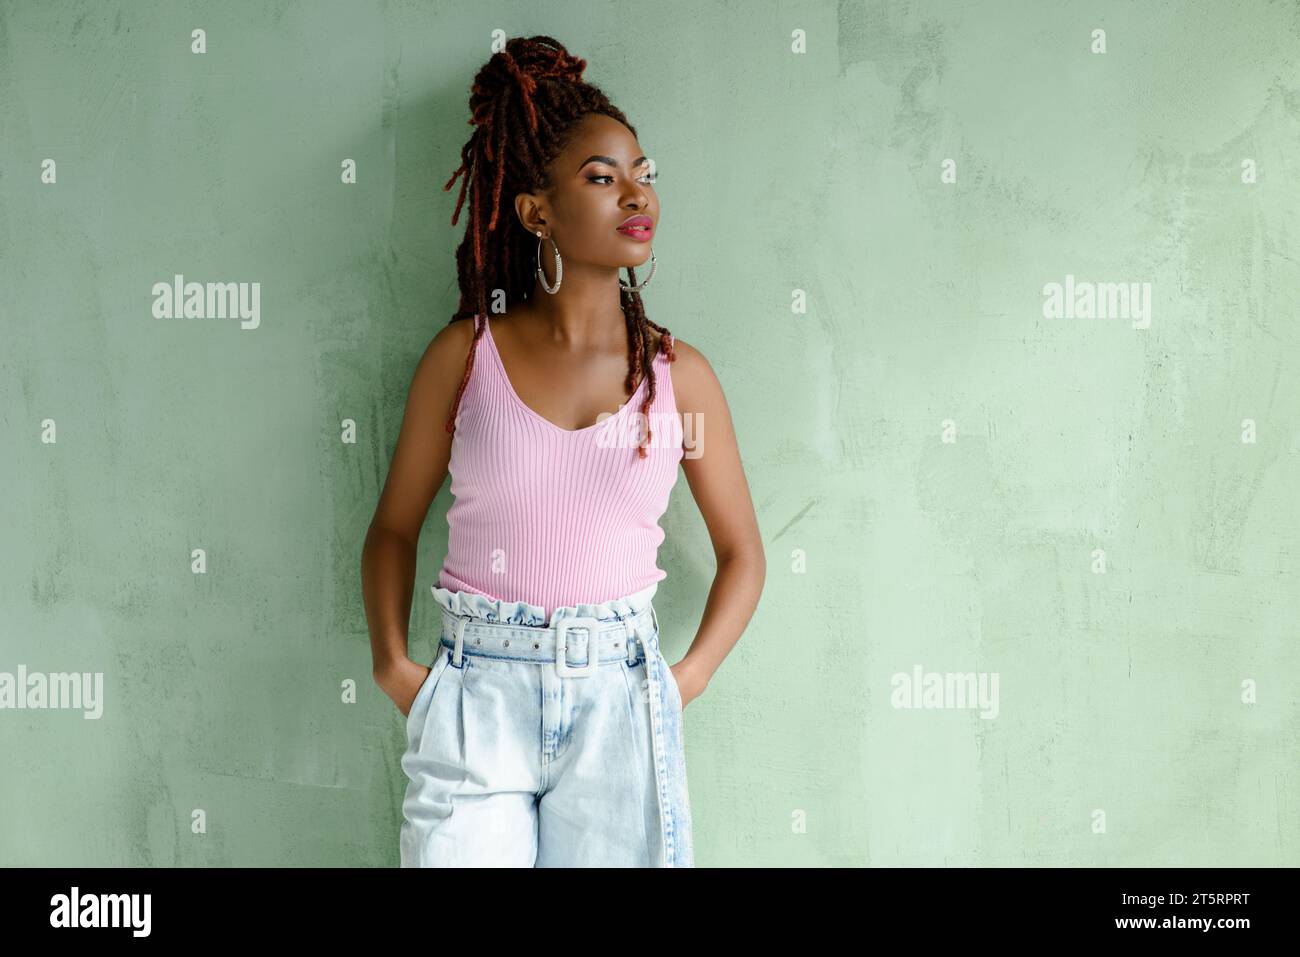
[361,319,474,716]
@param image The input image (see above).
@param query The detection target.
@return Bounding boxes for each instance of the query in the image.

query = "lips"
[617,215,653,239]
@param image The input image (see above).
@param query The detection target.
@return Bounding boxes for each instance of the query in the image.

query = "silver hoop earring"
[619,247,656,292]
[536,231,562,294]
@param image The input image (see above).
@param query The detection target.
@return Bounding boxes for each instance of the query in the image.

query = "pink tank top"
[437,314,684,619]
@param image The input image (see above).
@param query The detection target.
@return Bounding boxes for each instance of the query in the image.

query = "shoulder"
[422,315,481,372]
[407,316,484,416]
[661,334,722,416]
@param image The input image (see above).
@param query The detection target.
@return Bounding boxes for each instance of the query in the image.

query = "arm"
[668,338,767,708]
[361,318,475,716]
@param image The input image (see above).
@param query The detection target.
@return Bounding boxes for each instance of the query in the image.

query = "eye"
[588,170,659,185]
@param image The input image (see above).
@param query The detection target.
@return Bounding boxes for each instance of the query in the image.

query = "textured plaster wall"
[1,0,1297,865]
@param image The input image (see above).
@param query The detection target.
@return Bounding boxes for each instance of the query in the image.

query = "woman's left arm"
[666,338,767,707]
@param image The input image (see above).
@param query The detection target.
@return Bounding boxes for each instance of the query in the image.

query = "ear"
[514,191,547,236]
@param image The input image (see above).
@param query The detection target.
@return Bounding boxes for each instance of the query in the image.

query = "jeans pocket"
[658,648,682,711]
[406,650,450,744]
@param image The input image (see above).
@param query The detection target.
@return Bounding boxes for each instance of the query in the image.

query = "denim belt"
[437,602,660,677]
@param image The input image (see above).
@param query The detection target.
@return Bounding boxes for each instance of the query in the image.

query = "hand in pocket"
[667,658,707,710]
[381,657,433,718]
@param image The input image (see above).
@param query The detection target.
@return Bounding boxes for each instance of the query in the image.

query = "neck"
[523,272,628,347]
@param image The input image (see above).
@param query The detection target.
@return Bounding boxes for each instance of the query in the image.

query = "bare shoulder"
[424,315,480,373]
[663,335,724,417]
[409,316,481,417]
[428,314,480,369]
[370,316,481,540]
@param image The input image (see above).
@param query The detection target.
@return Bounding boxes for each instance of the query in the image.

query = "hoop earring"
[536,231,562,294]
[619,247,656,292]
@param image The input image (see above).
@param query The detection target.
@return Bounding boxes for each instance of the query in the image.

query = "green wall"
[1,0,1297,866]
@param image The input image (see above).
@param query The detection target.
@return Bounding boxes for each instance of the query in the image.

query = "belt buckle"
[554,617,603,678]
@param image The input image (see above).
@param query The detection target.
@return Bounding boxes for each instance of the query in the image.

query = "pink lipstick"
[616,215,654,242]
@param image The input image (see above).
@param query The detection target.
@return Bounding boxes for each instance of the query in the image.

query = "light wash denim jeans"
[399,582,694,867]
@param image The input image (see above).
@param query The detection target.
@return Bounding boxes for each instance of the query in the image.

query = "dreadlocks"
[441,35,675,459]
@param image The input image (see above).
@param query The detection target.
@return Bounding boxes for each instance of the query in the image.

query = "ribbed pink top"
[437,314,684,619]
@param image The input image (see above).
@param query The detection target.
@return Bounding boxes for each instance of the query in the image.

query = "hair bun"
[468,36,588,131]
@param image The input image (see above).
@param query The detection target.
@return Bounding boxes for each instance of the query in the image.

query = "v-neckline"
[481,315,650,435]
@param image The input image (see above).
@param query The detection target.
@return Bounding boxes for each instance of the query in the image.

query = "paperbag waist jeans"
[399,582,694,867]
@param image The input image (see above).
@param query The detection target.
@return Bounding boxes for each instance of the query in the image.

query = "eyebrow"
[577,154,649,172]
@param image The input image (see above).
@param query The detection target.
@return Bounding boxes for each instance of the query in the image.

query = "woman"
[361,35,765,867]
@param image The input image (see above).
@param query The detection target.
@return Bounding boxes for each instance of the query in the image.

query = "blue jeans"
[399,582,694,867]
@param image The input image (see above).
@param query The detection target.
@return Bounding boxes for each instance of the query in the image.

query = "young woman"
[361,35,765,867]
